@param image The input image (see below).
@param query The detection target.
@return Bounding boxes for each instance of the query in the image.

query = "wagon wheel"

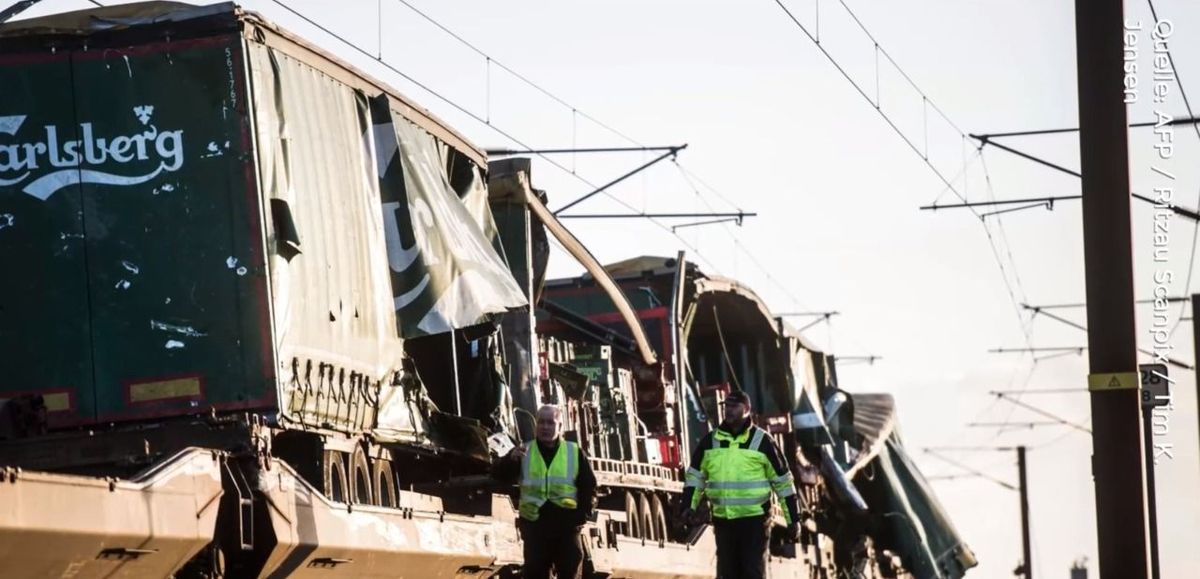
[624,492,641,538]
[349,445,374,505]
[322,449,349,503]
[648,493,668,543]
[636,492,656,542]
[373,458,398,508]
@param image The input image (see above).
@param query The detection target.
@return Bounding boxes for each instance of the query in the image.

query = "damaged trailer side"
[0,0,524,442]
[0,3,529,577]
[0,3,975,579]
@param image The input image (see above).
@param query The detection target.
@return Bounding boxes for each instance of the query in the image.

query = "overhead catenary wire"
[328,0,887,358]
[978,201,1055,219]
[674,161,880,357]
[932,146,983,206]
[969,421,1063,431]
[391,0,642,147]
[985,361,1038,445]
[386,0,737,219]
[972,115,1200,139]
[267,0,734,275]
[965,0,1200,345]
[989,388,1086,395]
[976,149,1047,436]
[1013,296,1192,310]
[674,163,809,311]
[923,449,1017,491]
[980,151,1034,342]
[1023,304,1195,369]
[1031,417,1093,450]
[761,0,1184,446]
[771,0,1036,369]
[991,392,1091,434]
[270,0,1032,468]
[989,347,1086,354]
[771,0,973,211]
[671,216,745,232]
[980,152,1039,432]
[339,0,877,354]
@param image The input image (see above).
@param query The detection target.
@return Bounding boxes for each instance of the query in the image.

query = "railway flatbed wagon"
[0,2,530,577]
[0,3,974,579]
[0,4,749,578]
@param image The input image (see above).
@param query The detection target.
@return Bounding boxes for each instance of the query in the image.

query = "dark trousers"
[713,515,768,579]
[520,519,583,579]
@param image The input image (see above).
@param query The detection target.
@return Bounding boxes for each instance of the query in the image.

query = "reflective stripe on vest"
[771,472,797,498]
[707,479,771,490]
[518,440,579,522]
[748,428,766,452]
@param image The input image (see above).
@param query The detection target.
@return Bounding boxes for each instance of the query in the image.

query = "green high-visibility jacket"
[519,439,580,521]
[684,424,799,523]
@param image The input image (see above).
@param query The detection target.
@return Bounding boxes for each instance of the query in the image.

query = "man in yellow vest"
[682,390,801,579]
[495,405,596,579]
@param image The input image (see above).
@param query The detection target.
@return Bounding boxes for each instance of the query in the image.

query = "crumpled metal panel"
[368,94,525,339]
[841,394,978,579]
[249,38,526,435]
[847,392,897,474]
[487,162,543,441]
[867,433,978,579]
[0,447,223,579]
[248,42,400,434]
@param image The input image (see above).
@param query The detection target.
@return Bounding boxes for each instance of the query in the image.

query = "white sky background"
[19,0,1200,576]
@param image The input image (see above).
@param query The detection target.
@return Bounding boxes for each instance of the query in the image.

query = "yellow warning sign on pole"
[1087,372,1138,392]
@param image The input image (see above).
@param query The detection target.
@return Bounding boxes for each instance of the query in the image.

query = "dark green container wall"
[0,36,273,425]
[0,53,95,426]
[79,37,271,420]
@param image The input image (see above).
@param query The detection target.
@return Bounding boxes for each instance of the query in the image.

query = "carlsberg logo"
[0,105,184,200]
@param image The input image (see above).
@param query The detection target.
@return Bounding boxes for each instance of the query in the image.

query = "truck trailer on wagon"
[0,3,977,578]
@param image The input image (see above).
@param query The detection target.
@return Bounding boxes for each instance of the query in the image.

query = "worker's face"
[724,400,749,423]
[535,408,561,443]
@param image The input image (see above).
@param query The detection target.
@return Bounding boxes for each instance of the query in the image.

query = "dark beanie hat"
[724,390,751,406]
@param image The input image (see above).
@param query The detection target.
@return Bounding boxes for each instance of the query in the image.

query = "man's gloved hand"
[786,521,802,544]
[680,507,697,526]
[574,507,596,527]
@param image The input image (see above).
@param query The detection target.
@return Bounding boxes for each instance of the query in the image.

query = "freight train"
[0,3,976,578]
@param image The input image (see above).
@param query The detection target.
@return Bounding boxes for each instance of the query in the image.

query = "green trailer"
[0,1,519,438]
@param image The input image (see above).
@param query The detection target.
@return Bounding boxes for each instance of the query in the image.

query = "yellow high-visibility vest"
[687,426,796,523]
[519,440,579,522]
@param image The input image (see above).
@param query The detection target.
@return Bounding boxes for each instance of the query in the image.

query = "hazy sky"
[20,1,1200,576]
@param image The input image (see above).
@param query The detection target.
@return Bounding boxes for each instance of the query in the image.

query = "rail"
[590,457,683,492]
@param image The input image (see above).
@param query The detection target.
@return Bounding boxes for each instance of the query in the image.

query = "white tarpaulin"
[368,95,525,338]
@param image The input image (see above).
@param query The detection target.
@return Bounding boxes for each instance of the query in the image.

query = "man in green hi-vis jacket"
[682,390,802,579]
